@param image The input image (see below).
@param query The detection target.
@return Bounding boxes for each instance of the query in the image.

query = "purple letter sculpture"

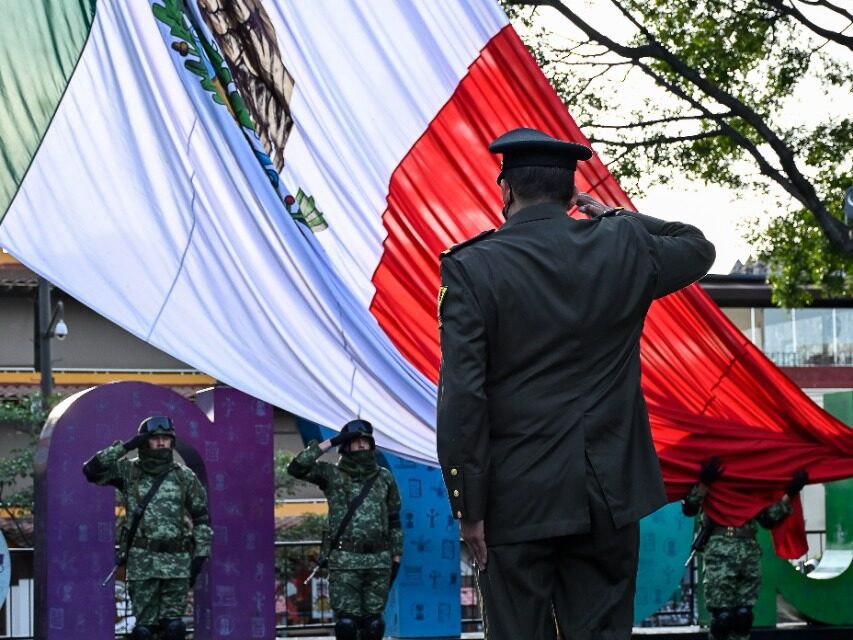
[34,381,275,639]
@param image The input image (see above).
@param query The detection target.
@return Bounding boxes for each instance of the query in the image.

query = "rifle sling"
[327,473,379,557]
[121,466,174,564]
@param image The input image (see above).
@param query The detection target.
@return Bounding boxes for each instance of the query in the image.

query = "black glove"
[123,434,149,452]
[329,430,360,447]
[390,560,401,586]
[190,555,208,587]
[786,470,808,497]
[699,456,723,486]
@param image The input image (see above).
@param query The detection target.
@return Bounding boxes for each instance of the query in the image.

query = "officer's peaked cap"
[489,128,592,183]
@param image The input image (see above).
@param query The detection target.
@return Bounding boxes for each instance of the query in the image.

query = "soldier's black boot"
[159,618,186,640]
[360,614,385,640]
[130,624,155,640]
[732,606,753,637]
[709,608,735,640]
[334,614,359,640]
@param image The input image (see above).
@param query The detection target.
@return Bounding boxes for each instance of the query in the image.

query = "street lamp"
[34,276,68,403]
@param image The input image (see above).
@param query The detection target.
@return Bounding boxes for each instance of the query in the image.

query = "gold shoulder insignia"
[437,286,448,328]
[439,228,495,258]
[600,206,625,218]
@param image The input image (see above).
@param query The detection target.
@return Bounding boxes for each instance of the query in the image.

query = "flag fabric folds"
[1,0,852,557]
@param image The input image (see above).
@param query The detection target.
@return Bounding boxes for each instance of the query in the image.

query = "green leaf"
[184,59,208,79]
[151,3,174,26]
[229,92,255,129]
[0,393,63,517]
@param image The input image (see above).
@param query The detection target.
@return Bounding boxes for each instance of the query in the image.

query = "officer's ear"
[499,178,512,204]
[568,184,579,208]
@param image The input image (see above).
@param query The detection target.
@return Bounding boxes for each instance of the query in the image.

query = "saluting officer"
[436,127,716,639]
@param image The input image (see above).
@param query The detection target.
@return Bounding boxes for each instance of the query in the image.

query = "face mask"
[338,449,378,476]
[138,447,173,475]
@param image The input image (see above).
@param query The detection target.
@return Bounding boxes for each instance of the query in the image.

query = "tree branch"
[760,0,853,51]
[569,65,619,97]
[636,59,853,251]
[594,112,734,129]
[505,0,657,59]
[635,60,794,188]
[509,0,853,253]
[797,0,853,24]
[589,130,724,147]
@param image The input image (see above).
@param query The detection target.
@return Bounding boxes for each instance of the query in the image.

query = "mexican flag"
[2,0,853,557]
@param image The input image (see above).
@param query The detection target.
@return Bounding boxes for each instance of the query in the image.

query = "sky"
[523,1,853,275]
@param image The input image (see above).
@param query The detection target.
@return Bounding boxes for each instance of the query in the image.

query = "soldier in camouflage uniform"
[83,416,212,640]
[682,457,808,640]
[287,419,403,640]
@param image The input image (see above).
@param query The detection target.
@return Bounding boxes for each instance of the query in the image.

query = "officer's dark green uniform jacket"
[436,203,715,545]
[289,441,404,569]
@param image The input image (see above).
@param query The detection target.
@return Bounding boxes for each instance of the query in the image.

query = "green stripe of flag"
[0,0,96,221]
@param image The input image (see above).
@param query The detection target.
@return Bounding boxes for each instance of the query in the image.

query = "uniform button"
[453,490,460,497]
[450,468,458,477]
[456,511,462,518]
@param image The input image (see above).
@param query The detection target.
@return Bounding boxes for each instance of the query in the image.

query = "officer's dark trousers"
[477,473,639,640]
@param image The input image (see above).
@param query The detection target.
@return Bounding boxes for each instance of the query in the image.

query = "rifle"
[684,519,713,567]
[101,525,129,586]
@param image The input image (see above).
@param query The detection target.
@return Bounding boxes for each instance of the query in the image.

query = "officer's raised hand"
[576,192,607,218]
[461,519,487,570]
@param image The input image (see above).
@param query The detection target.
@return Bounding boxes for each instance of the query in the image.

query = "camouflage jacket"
[86,442,213,580]
[288,441,403,570]
[682,484,792,540]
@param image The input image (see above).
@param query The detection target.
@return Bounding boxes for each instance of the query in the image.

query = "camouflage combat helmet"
[138,415,176,446]
[338,419,375,452]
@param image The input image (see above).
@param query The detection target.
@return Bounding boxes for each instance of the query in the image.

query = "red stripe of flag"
[371,25,629,382]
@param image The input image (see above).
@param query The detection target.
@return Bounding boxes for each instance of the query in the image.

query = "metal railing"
[0,542,337,639]
[764,351,853,367]
[0,548,33,639]
[273,540,334,635]
[0,533,837,638]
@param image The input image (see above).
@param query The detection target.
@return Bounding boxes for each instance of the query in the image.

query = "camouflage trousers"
[128,577,190,626]
[329,567,392,618]
[703,535,761,640]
